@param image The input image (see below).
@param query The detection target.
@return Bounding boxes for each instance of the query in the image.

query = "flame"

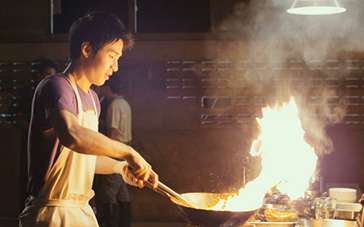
[212,97,318,211]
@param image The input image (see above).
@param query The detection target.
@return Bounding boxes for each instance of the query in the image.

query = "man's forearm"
[55,109,134,161]
[67,125,133,161]
[95,155,126,174]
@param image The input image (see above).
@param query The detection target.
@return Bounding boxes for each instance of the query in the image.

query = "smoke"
[205,0,364,155]
[217,0,364,64]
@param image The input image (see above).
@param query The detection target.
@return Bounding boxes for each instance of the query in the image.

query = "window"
[137,0,211,33]
[53,0,129,34]
[52,0,211,34]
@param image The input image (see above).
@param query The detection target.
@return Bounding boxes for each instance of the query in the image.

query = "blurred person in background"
[93,75,132,227]
[34,58,59,76]
[18,58,59,123]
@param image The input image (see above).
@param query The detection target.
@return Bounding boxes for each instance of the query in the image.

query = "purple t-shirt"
[27,74,100,196]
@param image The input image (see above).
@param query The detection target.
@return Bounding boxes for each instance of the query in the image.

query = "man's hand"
[117,163,158,189]
[123,147,159,188]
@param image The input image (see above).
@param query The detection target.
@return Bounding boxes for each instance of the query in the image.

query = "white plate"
[248,221,297,227]
[249,222,297,225]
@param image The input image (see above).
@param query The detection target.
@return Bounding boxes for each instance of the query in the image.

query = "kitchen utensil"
[146,181,257,227]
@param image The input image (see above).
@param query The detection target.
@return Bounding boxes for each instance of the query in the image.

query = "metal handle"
[146,181,196,208]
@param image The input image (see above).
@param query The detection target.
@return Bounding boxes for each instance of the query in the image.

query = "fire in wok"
[171,192,257,227]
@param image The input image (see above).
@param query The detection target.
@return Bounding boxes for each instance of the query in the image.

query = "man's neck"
[64,63,91,93]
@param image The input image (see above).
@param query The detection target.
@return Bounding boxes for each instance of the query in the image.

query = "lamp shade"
[287,0,346,15]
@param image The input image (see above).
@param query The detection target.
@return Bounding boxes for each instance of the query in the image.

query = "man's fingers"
[134,164,151,178]
[125,162,158,189]
[145,169,158,189]
[126,169,146,188]
[143,169,151,182]
[151,171,159,189]
[137,179,144,188]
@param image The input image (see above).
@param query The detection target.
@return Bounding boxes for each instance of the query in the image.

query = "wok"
[147,181,256,226]
[171,192,256,227]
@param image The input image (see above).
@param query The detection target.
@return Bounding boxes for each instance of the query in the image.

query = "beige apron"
[19,76,99,227]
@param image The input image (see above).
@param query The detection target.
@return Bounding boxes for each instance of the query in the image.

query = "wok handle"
[146,181,195,208]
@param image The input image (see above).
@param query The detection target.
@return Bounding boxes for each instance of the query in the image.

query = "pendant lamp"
[287,0,346,15]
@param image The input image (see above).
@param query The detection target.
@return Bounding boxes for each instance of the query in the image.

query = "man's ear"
[80,42,93,59]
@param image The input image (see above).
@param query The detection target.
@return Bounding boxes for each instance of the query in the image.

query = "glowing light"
[287,6,346,15]
[287,0,346,16]
[212,97,318,211]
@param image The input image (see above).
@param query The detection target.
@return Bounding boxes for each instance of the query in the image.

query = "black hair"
[68,11,134,61]
[33,57,59,74]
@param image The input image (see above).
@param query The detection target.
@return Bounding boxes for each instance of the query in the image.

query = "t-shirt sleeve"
[43,76,78,118]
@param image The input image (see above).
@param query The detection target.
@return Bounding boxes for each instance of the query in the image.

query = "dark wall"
[0,0,49,37]
[323,126,364,191]
[0,126,24,216]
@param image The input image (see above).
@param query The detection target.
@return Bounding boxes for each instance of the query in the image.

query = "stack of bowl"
[328,188,362,220]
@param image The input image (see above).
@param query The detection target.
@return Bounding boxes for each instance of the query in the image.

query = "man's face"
[85,39,124,86]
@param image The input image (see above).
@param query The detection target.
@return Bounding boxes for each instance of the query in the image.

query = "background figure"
[34,57,59,76]
[94,74,132,227]
[17,57,59,123]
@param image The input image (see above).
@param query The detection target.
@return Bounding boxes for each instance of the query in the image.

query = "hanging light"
[287,0,346,15]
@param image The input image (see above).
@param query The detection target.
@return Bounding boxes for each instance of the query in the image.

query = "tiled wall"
[164,59,364,128]
[0,61,67,125]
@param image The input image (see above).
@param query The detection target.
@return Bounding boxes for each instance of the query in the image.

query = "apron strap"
[64,75,83,120]
[65,74,98,117]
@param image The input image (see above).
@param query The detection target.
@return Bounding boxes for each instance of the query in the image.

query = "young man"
[19,12,158,227]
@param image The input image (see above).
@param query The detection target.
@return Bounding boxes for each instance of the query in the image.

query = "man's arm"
[52,106,158,187]
[54,109,132,160]
[53,109,153,177]
[95,155,121,174]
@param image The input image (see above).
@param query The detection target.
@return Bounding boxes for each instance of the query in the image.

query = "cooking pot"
[303,219,358,227]
[249,221,296,227]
